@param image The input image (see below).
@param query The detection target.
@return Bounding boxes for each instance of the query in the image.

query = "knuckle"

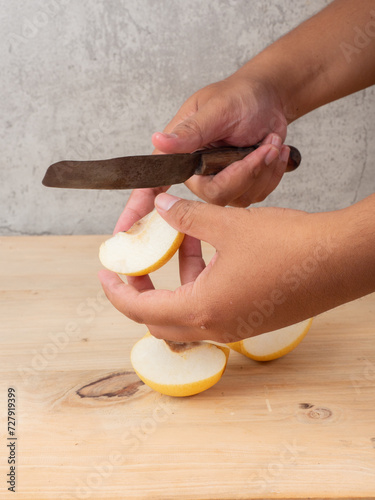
[179,117,204,143]
[204,186,227,206]
[172,201,200,233]
[123,306,143,324]
[188,179,228,207]
[190,302,217,331]
[230,192,253,207]
[201,172,230,206]
[248,165,262,182]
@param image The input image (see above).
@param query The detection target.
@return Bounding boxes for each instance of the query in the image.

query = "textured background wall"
[1,0,374,236]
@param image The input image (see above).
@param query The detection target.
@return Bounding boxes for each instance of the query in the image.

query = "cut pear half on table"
[99,209,184,276]
[131,333,230,397]
[228,318,313,361]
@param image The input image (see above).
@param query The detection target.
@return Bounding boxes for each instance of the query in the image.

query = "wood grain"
[0,235,374,499]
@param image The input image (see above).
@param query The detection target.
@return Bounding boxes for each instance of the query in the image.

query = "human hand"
[99,193,346,344]
[113,74,289,233]
[152,75,290,207]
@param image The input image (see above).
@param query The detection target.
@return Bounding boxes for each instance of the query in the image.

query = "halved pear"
[131,333,230,397]
[228,318,313,361]
[99,209,184,276]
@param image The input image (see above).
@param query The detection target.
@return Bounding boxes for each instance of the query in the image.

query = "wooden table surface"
[0,235,375,499]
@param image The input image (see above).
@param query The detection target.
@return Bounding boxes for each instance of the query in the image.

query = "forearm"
[234,0,375,122]
[314,194,375,312]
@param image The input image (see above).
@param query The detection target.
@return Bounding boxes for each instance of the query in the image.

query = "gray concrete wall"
[1,0,374,236]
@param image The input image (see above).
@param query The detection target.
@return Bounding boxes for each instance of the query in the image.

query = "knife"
[42,144,301,190]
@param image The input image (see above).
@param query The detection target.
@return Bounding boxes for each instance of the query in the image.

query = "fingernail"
[155,193,180,211]
[265,146,279,166]
[159,132,178,139]
[280,145,290,163]
[271,134,282,148]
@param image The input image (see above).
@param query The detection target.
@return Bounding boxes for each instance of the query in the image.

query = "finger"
[185,143,279,206]
[98,269,192,326]
[127,274,155,292]
[178,235,206,285]
[147,323,205,342]
[218,143,286,206]
[113,186,168,234]
[229,150,286,206]
[152,103,198,155]
[230,145,289,207]
[155,194,230,249]
[151,98,233,154]
[261,132,283,148]
[253,145,290,203]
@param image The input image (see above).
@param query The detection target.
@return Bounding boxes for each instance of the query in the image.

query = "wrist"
[233,46,325,125]
[312,195,375,305]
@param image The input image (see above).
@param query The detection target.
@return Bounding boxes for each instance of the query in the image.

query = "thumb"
[155,193,227,248]
[152,101,227,154]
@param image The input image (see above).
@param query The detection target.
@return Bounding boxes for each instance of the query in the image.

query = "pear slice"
[131,333,230,397]
[228,318,313,361]
[99,209,184,276]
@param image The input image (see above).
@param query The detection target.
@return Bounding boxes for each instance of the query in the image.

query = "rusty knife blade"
[42,145,301,190]
[42,153,202,190]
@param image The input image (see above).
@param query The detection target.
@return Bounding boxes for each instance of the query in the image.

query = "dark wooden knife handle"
[196,144,301,176]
